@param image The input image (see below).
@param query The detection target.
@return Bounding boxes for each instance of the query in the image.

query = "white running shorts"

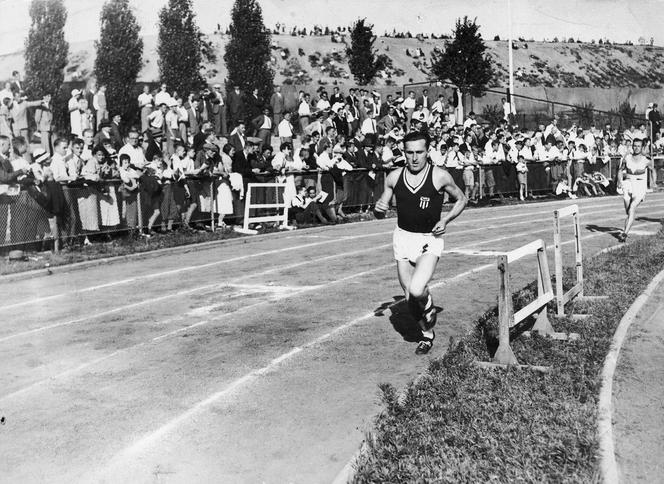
[622,177,647,204]
[393,227,445,263]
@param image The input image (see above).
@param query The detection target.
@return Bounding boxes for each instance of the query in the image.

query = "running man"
[373,131,467,354]
[617,137,652,242]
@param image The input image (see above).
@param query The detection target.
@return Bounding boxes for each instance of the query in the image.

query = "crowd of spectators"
[0,71,662,251]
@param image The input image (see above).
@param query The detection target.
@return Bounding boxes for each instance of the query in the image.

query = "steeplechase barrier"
[236,182,293,235]
[552,204,608,317]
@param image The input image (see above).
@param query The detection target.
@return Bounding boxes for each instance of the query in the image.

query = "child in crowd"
[516,154,528,201]
[156,155,178,232]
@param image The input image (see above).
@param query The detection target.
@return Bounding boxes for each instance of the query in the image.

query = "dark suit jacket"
[417,95,431,109]
[110,123,123,149]
[232,150,252,178]
[227,91,244,118]
[377,114,397,135]
[228,132,245,154]
[270,93,284,115]
[188,108,200,135]
[330,93,344,106]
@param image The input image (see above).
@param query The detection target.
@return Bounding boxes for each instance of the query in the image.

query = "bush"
[480,103,504,128]
[574,101,595,128]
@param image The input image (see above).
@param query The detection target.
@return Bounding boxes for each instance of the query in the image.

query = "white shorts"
[622,177,647,204]
[393,227,445,263]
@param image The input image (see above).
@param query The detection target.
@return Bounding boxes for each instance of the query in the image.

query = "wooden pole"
[553,210,564,316]
[574,211,583,297]
[492,255,518,365]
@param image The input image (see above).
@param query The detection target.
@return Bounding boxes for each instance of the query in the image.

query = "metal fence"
[2,158,663,253]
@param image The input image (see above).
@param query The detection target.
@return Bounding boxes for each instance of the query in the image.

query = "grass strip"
[352,228,664,483]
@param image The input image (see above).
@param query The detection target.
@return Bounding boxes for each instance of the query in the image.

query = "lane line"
[0,195,643,310]
[101,217,664,465]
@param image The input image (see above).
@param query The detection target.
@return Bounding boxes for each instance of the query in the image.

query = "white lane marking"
[0,195,641,311]
[444,249,506,257]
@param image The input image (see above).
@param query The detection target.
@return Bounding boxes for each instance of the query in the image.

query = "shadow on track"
[586,224,623,240]
[374,296,442,343]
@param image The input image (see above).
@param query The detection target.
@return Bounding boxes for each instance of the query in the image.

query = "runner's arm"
[431,167,466,236]
[373,168,400,218]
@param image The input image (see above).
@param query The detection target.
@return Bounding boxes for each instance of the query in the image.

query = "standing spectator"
[187,98,201,138]
[211,83,227,137]
[50,138,81,245]
[0,98,11,137]
[118,129,147,169]
[402,91,416,131]
[316,91,331,111]
[82,80,97,125]
[278,111,294,144]
[516,154,528,200]
[417,89,431,110]
[10,92,43,140]
[228,120,247,154]
[79,98,94,134]
[648,103,661,140]
[9,71,22,94]
[138,85,153,133]
[330,86,344,106]
[253,107,272,149]
[270,85,285,134]
[227,85,244,130]
[35,94,54,154]
[0,135,31,242]
[245,88,262,135]
[175,97,189,144]
[94,85,108,129]
[154,83,171,107]
[298,93,312,134]
[502,97,515,124]
[148,103,169,147]
[0,83,12,104]
[69,89,82,137]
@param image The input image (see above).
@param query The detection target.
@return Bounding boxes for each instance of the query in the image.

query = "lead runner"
[373,131,467,354]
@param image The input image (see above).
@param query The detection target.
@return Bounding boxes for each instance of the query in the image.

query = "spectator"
[34,94,54,154]
[211,83,227,137]
[278,111,294,144]
[110,114,123,149]
[10,91,43,140]
[94,85,108,129]
[516,154,528,200]
[69,89,83,137]
[227,85,244,130]
[138,85,154,133]
[298,93,312,134]
[118,129,147,169]
[253,106,273,149]
[228,120,247,154]
[154,83,172,107]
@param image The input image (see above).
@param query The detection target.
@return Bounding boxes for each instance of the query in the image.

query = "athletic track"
[1,193,663,483]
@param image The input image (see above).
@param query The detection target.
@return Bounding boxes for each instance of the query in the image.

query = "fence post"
[574,210,583,298]
[493,254,518,365]
[553,210,564,316]
[210,178,215,231]
[137,189,143,235]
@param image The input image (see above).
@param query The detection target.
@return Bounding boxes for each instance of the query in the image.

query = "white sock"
[421,329,434,339]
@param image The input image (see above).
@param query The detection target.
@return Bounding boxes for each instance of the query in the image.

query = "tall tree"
[431,16,494,97]
[346,19,379,85]
[24,0,68,98]
[94,0,143,123]
[158,0,215,96]
[224,0,274,102]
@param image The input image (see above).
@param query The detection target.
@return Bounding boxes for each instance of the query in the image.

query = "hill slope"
[1,33,663,89]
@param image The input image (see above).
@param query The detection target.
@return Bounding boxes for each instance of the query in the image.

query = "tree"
[94,0,143,124]
[158,0,214,96]
[224,0,274,102]
[346,18,379,85]
[430,16,493,97]
[24,0,68,99]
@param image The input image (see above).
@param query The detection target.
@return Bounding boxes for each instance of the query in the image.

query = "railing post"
[210,178,215,231]
[574,211,583,297]
[493,254,518,365]
[553,210,564,316]
[137,189,143,235]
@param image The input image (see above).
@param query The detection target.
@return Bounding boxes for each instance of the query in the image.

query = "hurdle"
[552,204,607,317]
[235,182,294,235]
[478,239,574,369]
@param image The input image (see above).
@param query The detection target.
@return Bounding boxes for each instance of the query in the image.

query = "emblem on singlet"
[419,197,430,209]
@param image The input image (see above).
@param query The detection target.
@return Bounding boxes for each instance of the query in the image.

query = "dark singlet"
[393,163,444,233]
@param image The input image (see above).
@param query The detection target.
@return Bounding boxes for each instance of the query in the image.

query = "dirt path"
[0,195,662,484]
[613,279,664,483]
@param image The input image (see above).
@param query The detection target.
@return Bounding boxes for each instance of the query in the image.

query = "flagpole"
[508,0,515,109]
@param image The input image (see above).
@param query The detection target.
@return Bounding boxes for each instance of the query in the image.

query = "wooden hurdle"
[478,239,575,369]
[552,204,607,317]
[235,183,294,235]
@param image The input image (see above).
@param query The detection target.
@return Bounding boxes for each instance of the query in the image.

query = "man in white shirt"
[316,143,335,170]
[118,129,147,169]
[278,111,294,144]
[401,91,416,131]
[154,84,171,107]
[360,115,378,135]
[316,91,331,112]
[298,94,312,134]
[463,112,477,130]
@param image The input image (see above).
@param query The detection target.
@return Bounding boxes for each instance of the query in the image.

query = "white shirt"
[402,97,416,110]
[536,146,561,162]
[298,101,311,116]
[278,119,293,138]
[154,91,171,107]
[171,154,195,174]
[316,151,334,170]
[316,99,331,111]
[271,152,289,171]
[118,143,147,168]
[483,145,506,164]
[148,110,166,129]
[138,92,153,108]
[463,117,477,130]
[445,149,463,169]
[50,152,70,182]
[360,117,377,135]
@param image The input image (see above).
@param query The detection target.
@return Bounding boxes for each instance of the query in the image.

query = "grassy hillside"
[1,32,663,89]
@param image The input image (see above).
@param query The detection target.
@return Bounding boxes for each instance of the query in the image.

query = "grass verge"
[352,227,664,483]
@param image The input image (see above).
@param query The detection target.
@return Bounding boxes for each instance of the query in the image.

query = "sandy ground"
[613,277,664,483]
[0,194,662,484]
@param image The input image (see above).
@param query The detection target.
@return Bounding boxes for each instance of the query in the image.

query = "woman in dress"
[214,144,235,228]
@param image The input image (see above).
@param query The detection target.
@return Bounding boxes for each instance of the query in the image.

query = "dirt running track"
[1,194,663,484]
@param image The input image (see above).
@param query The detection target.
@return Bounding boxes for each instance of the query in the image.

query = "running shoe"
[415,331,435,355]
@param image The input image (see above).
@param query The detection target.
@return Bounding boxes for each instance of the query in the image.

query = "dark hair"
[222,143,234,155]
[119,153,131,162]
[403,130,431,148]
[53,138,68,148]
[72,137,85,147]
[280,142,293,151]
[92,146,105,156]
